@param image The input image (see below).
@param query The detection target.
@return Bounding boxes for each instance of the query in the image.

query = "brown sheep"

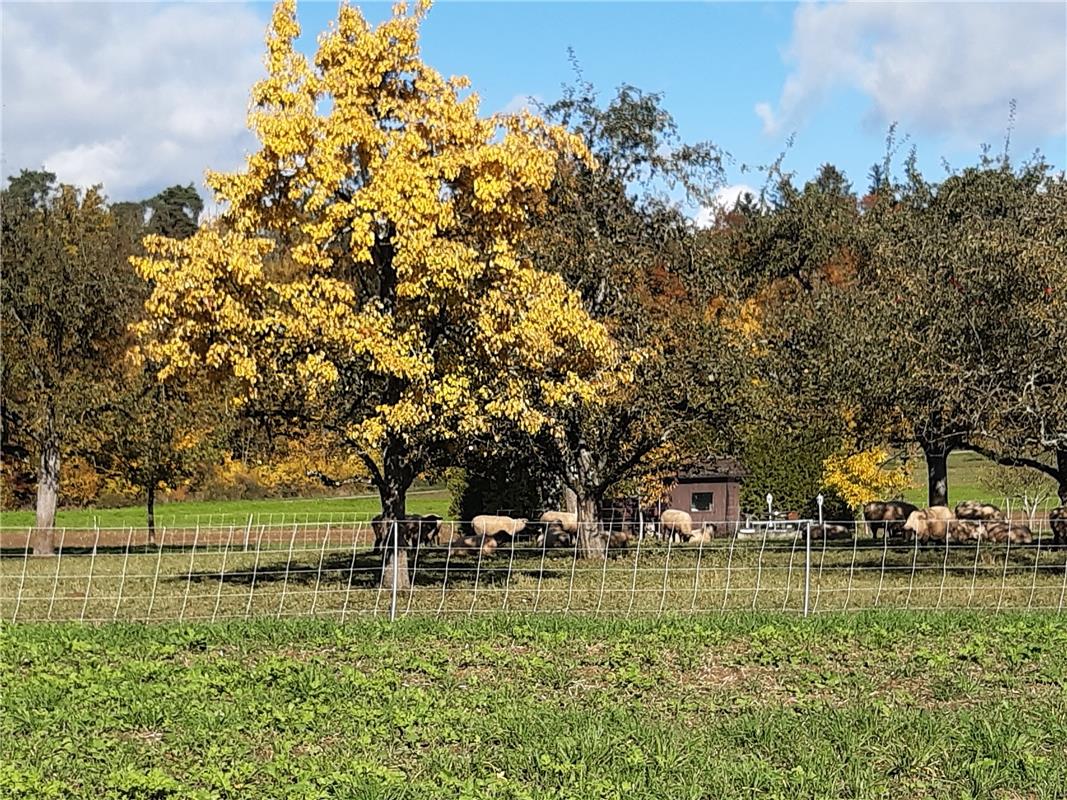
[1050,507,1067,548]
[902,506,956,544]
[984,520,1034,545]
[447,515,530,559]
[411,515,443,546]
[371,513,443,554]
[954,501,1003,521]
[863,500,919,539]
[448,532,499,558]
[953,519,986,543]
[535,529,574,550]
[810,523,855,541]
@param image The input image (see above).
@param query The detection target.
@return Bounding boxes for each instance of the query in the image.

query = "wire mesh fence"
[2,518,1066,623]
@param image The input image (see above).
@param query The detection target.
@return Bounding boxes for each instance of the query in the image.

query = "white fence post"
[389,519,399,622]
[804,521,812,618]
[805,495,822,617]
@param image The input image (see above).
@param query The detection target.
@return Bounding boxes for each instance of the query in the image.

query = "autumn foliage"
[822,448,911,510]
[129,0,623,582]
[133,1,618,489]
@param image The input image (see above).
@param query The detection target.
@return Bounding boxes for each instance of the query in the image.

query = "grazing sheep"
[862,500,919,539]
[683,522,720,545]
[1010,523,1034,545]
[539,511,578,535]
[1050,507,1067,548]
[902,506,956,544]
[537,511,577,547]
[471,515,529,540]
[447,515,530,559]
[659,509,694,542]
[954,501,1003,521]
[371,514,387,552]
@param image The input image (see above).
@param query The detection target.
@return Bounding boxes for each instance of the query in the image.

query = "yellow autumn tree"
[822,447,910,511]
[132,0,619,587]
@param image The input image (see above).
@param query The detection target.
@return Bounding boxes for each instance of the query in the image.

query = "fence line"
[2,517,1065,623]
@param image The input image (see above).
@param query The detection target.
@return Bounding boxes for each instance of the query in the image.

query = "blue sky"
[3,1,1064,217]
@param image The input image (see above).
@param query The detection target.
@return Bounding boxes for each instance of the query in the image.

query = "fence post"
[389,519,399,622]
[804,521,812,617]
[243,514,253,551]
[804,495,822,617]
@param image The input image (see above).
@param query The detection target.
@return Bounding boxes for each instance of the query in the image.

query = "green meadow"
[3,612,1066,799]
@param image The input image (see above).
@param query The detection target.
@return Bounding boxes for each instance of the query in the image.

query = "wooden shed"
[602,457,745,528]
[659,458,745,526]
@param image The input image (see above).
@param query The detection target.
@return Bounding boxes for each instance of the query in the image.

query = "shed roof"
[675,456,745,480]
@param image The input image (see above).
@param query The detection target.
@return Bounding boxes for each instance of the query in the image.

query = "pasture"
[2,523,1066,623]
[3,612,1067,798]
[898,450,1058,509]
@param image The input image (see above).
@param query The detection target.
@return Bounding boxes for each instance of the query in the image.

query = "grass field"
[3,612,1066,799]
[900,450,1059,508]
[0,489,451,530]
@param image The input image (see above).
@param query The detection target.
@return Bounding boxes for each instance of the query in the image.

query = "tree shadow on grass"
[819,545,1067,576]
[173,548,569,589]
[0,543,343,558]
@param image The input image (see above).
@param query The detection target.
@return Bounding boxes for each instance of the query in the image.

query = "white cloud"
[44,139,128,191]
[1,3,267,201]
[693,183,758,227]
[757,2,1066,142]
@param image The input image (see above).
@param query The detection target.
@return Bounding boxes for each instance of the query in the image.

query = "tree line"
[3,1,1063,582]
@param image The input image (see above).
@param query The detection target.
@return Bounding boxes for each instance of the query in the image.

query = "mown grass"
[0,489,451,530]
[2,612,1066,799]
[900,450,1059,508]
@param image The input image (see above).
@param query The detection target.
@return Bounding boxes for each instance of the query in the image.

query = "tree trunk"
[575,494,607,560]
[1057,447,1067,505]
[924,444,951,508]
[146,483,156,545]
[31,437,60,556]
[563,486,578,514]
[377,464,411,593]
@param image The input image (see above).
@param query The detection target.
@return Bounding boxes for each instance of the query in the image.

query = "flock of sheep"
[864,500,1067,547]
[370,508,715,558]
[369,502,1067,558]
